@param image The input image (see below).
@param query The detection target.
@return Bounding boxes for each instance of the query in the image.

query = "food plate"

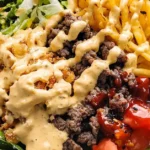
[0,0,150,150]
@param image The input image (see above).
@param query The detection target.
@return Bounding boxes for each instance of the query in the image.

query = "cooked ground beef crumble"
[47,13,141,150]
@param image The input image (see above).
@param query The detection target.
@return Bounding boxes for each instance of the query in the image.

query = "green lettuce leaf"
[0,0,65,35]
[59,0,68,8]
[0,131,23,150]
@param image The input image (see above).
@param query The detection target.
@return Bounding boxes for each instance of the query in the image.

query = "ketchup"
[96,77,150,150]
[90,92,107,107]
[97,109,131,140]
[132,77,149,102]
[123,100,150,129]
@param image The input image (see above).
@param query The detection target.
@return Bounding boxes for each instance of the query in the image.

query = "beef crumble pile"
[47,13,146,150]
[52,67,136,150]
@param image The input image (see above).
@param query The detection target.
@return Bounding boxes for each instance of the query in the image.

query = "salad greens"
[59,0,68,8]
[0,131,23,150]
[0,0,23,31]
[0,0,67,35]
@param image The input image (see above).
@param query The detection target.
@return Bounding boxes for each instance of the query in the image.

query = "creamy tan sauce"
[0,0,145,149]
[14,106,67,150]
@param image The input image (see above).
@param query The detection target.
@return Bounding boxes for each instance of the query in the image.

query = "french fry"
[138,63,150,69]
[76,0,150,78]
[141,53,150,62]
[128,0,134,6]
[93,2,108,29]
[121,5,129,27]
[115,0,120,6]
[101,0,116,10]
[76,8,87,17]
[131,17,146,45]
[78,0,89,9]
[145,26,150,39]
[134,68,150,77]
[139,0,147,29]
[128,41,137,51]
[139,12,146,30]
[146,1,150,26]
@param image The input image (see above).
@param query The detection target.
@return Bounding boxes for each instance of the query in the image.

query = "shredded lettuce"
[0,0,67,35]
[38,0,64,18]
[0,0,23,30]
[19,0,34,9]
[0,131,24,150]
[59,0,68,8]
[0,0,22,7]
[1,10,31,35]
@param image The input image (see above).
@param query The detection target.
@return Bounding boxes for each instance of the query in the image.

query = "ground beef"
[77,132,96,146]
[48,13,75,45]
[109,93,128,113]
[57,13,80,34]
[78,24,96,40]
[97,68,136,92]
[63,139,83,150]
[71,51,98,77]
[85,87,107,103]
[47,13,96,59]
[118,87,130,99]
[127,73,137,89]
[53,117,67,131]
[98,41,115,60]
[53,103,96,148]
[72,41,82,53]
[82,51,98,65]
[117,51,127,64]
[97,70,111,89]
[56,48,70,58]
[68,103,95,121]
[98,41,127,68]
[71,63,86,77]
[46,14,138,149]
[55,67,137,149]
[66,119,82,134]
[0,64,4,72]
[89,117,100,137]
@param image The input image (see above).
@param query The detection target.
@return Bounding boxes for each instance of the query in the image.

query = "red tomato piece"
[92,139,118,150]
[123,100,150,129]
[120,71,128,80]
[91,92,107,107]
[128,129,150,150]
[114,77,122,88]
[108,88,116,98]
[97,109,131,140]
[132,77,149,102]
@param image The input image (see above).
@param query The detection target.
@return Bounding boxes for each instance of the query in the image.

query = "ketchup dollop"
[90,92,107,107]
[123,100,150,129]
[95,77,150,150]
[132,77,150,102]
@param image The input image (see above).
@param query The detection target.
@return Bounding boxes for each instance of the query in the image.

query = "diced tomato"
[97,108,115,135]
[123,100,150,129]
[92,139,118,150]
[127,129,150,150]
[97,109,131,140]
[108,88,116,98]
[132,77,149,102]
[120,71,128,80]
[91,92,107,107]
[114,77,122,88]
